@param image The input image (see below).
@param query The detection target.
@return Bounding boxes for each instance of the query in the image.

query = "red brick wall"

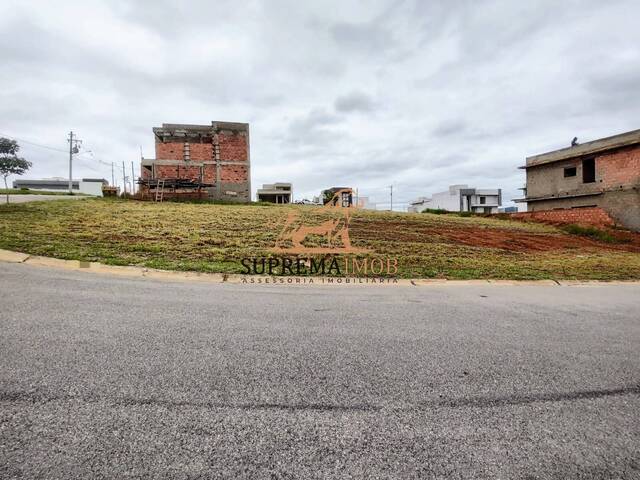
[154,134,247,184]
[190,143,213,161]
[154,165,203,180]
[155,141,214,162]
[598,146,640,188]
[155,141,183,160]
[510,207,615,228]
[220,165,248,182]
[154,134,248,163]
[202,166,216,183]
[219,134,248,161]
[148,125,250,201]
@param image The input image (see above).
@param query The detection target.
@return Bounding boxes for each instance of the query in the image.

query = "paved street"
[0,263,639,479]
[3,194,88,204]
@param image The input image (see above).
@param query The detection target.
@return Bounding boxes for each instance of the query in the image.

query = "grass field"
[1,198,639,279]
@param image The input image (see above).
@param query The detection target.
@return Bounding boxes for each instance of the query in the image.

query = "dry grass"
[1,198,639,279]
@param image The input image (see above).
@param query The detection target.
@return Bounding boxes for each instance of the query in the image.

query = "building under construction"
[139,122,251,201]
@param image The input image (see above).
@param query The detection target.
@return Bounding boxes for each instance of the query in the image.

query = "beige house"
[257,183,292,204]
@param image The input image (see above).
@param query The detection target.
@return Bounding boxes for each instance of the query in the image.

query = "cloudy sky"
[1,0,638,208]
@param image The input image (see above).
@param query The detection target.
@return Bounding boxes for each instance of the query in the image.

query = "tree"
[0,138,32,204]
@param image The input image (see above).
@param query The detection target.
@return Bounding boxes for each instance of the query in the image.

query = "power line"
[0,132,69,153]
[0,131,113,177]
[74,157,101,173]
[0,132,108,163]
[82,150,113,167]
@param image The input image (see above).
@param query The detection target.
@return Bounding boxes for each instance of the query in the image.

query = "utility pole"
[67,131,82,194]
[389,185,393,212]
[111,162,115,187]
[122,161,127,197]
[131,161,135,196]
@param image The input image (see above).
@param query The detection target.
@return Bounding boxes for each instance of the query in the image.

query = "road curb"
[1,249,639,286]
[21,253,227,283]
[0,249,30,263]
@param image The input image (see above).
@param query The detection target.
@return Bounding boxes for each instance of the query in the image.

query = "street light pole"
[67,131,82,194]
[131,161,135,196]
[122,161,127,196]
[68,131,73,194]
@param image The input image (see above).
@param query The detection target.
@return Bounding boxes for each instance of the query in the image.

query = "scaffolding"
[137,178,214,202]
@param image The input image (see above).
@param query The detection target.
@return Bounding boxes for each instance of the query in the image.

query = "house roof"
[325,187,352,192]
[81,178,108,184]
[14,179,79,186]
[257,183,292,195]
[523,128,640,168]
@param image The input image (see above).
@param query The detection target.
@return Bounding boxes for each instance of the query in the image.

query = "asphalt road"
[4,194,88,204]
[1,263,639,479]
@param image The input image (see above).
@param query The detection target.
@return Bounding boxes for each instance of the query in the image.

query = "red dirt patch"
[436,227,633,252]
[351,219,640,253]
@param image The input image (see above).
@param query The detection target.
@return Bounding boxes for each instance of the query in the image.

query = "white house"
[409,185,502,213]
[256,183,292,204]
[13,178,109,196]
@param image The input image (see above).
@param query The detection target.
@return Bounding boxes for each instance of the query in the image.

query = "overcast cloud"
[1,0,638,207]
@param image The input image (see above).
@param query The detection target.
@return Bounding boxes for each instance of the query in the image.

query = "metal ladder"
[155,179,165,202]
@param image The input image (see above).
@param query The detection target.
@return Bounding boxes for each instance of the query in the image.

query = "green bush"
[562,224,623,243]
[422,208,449,215]
[421,209,482,217]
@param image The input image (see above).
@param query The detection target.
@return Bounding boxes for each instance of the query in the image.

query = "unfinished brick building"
[140,122,251,201]
[517,128,640,231]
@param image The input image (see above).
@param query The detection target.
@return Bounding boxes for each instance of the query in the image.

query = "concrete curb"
[1,249,639,287]
[22,254,227,283]
[0,250,30,263]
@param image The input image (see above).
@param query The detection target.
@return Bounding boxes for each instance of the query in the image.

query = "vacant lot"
[1,198,639,279]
